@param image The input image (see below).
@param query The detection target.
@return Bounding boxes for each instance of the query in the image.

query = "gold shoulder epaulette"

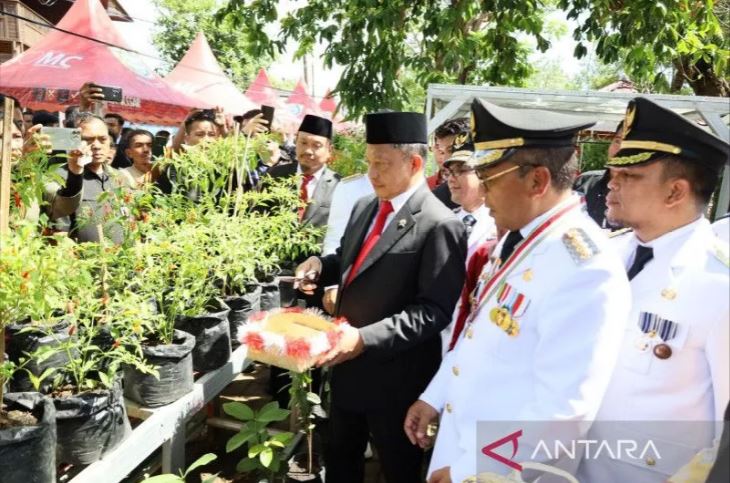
[342,173,365,182]
[711,239,729,267]
[608,227,633,238]
[563,227,600,264]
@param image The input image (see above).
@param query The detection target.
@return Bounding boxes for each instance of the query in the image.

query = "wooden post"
[0,97,12,236]
[1,97,15,405]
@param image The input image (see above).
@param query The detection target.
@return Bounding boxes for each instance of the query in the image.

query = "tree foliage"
[217,0,550,118]
[560,0,729,96]
[152,0,272,89]
[215,1,729,117]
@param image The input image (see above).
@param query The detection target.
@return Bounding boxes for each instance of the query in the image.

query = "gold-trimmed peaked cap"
[608,97,729,167]
[444,132,475,166]
[468,98,596,168]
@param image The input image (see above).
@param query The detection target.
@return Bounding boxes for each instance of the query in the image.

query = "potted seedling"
[223,401,294,482]
[30,286,157,466]
[285,370,324,482]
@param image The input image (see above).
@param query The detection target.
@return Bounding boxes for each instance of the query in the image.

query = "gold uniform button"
[452,366,460,376]
[646,457,656,466]
[466,328,474,339]
[446,403,453,413]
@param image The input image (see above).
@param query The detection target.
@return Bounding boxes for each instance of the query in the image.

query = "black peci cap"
[298,114,333,139]
[365,111,427,144]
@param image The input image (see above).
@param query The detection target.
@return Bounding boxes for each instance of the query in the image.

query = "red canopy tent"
[285,79,320,118]
[163,32,257,116]
[244,68,280,107]
[0,0,203,125]
[319,88,338,115]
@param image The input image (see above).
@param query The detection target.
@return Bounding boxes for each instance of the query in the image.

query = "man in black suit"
[295,112,467,483]
[266,114,341,235]
[267,114,341,407]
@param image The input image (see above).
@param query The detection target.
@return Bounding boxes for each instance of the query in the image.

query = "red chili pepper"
[13,191,22,208]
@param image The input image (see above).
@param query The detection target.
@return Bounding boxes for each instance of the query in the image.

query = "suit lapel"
[342,185,426,285]
[303,167,334,223]
[340,198,379,281]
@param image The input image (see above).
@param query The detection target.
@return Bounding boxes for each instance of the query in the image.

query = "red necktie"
[345,200,394,286]
[298,174,314,220]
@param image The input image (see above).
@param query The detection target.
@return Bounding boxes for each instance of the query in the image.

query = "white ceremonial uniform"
[578,217,730,483]
[420,195,631,483]
[454,204,498,261]
[712,215,729,243]
[441,205,497,354]
[322,173,374,255]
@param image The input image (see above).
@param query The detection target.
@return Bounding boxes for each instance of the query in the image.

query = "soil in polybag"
[6,321,74,393]
[224,285,262,350]
[53,379,130,466]
[0,392,56,483]
[175,298,231,372]
[124,329,195,407]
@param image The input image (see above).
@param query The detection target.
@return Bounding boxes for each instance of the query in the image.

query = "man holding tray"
[295,111,467,483]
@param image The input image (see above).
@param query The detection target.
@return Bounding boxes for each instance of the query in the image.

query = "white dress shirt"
[454,204,497,261]
[296,163,325,201]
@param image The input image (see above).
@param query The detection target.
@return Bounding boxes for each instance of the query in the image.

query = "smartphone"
[92,84,123,103]
[261,105,275,131]
[41,127,82,151]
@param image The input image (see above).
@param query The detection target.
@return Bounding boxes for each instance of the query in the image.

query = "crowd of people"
[1,83,729,483]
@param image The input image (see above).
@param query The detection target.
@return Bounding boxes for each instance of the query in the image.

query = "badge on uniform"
[634,312,678,360]
[489,283,530,337]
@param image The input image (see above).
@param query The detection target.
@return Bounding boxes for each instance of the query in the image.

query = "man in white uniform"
[578,97,730,483]
[322,173,374,255]
[712,213,729,243]
[404,99,631,482]
[440,133,497,352]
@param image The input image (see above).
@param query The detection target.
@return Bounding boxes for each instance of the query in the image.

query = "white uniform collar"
[631,216,708,267]
[517,194,581,238]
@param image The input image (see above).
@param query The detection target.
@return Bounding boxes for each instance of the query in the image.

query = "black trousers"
[325,402,426,483]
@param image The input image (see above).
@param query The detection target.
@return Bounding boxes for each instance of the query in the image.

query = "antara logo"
[481,429,523,471]
[34,52,83,69]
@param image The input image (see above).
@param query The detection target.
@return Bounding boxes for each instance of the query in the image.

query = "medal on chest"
[634,312,679,360]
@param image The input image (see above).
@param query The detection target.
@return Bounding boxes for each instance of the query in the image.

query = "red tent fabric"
[244,69,280,107]
[0,0,203,125]
[319,88,338,115]
[163,32,256,116]
[286,79,319,117]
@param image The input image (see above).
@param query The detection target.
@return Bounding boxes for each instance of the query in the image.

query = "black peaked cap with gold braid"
[608,97,729,167]
[444,132,475,166]
[467,98,596,168]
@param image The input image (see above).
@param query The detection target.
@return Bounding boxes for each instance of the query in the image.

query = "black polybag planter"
[258,277,281,311]
[53,378,130,465]
[223,285,262,350]
[175,298,231,372]
[0,393,56,483]
[123,329,195,407]
[6,321,74,393]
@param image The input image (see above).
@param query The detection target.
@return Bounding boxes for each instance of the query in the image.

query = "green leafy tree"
[217,0,550,117]
[217,1,728,118]
[561,0,729,96]
[152,0,273,89]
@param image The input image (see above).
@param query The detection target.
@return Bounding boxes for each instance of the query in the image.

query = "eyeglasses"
[443,166,475,178]
[475,163,521,187]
